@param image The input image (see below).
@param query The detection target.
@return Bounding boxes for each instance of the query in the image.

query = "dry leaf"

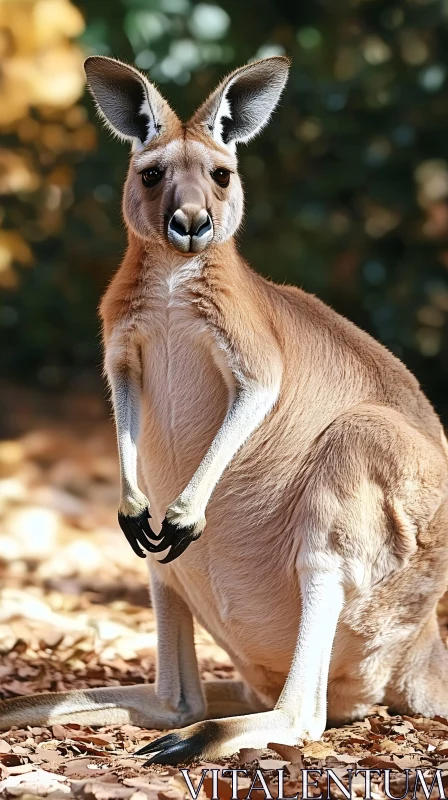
[130,792,151,800]
[332,754,362,764]
[358,755,400,770]
[301,741,336,759]
[378,738,406,754]
[258,759,289,769]
[63,757,105,777]
[82,782,134,799]
[393,754,432,769]
[202,775,251,800]
[52,726,68,740]
[267,743,303,763]
[0,768,70,796]
[5,764,37,775]
[70,734,114,746]
[238,748,270,764]
[392,721,414,734]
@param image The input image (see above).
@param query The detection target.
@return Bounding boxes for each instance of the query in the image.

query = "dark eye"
[212,168,230,188]
[141,168,163,187]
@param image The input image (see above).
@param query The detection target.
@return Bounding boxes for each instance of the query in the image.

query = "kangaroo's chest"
[137,259,228,515]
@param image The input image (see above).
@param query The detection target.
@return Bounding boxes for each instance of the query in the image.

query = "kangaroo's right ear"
[84,56,177,149]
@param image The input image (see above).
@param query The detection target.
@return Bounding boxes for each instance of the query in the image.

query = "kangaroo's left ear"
[190,56,290,149]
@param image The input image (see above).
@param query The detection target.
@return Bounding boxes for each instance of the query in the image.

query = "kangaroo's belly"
[153,527,302,680]
[136,277,301,681]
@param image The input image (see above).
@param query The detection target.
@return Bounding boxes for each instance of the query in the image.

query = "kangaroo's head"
[84,55,289,256]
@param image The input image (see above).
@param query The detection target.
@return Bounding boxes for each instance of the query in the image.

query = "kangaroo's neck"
[128,234,255,288]
[101,232,260,340]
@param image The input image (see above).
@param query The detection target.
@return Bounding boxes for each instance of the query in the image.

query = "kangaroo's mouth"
[167,210,214,255]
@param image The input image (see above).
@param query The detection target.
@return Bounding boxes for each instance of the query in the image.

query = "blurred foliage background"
[2,0,448,419]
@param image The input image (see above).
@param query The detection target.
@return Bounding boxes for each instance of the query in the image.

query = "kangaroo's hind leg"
[141,403,448,765]
[328,502,448,725]
[320,411,448,725]
[138,566,345,765]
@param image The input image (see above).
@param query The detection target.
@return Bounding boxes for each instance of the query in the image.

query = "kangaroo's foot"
[0,684,195,731]
[138,708,324,765]
[0,680,256,733]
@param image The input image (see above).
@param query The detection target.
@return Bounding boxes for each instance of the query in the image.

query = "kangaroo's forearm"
[110,370,144,513]
[104,337,162,558]
[168,379,281,529]
[162,265,284,541]
[105,339,145,515]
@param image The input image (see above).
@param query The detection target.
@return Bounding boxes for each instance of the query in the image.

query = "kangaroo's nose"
[167,206,213,254]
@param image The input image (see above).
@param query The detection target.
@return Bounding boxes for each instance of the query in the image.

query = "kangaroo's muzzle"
[168,206,213,254]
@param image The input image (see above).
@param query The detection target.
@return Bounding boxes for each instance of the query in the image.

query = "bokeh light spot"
[188,4,230,41]
[297,27,321,50]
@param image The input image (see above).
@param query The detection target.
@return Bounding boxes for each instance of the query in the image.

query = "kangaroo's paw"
[119,507,171,558]
[154,500,205,564]
[155,517,203,564]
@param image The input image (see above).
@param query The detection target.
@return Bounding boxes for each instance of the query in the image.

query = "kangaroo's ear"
[84,56,177,149]
[190,56,290,149]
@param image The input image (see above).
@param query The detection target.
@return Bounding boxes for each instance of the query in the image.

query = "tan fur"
[1,57,448,763]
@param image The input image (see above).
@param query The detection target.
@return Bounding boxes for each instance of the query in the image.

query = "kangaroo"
[1,55,448,767]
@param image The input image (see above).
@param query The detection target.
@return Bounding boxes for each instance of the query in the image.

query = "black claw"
[159,534,195,563]
[144,742,192,766]
[118,508,170,558]
[157,518,202,564]
[118,512,147,558]
[136,733,181,756]
[140,730,211,766]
